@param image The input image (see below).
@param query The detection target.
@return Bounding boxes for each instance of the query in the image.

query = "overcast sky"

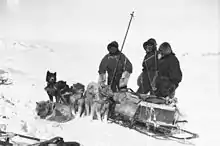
[0,0,219,55]
[0,0,219,90]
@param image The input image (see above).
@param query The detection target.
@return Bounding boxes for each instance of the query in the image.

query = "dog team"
[44,70,114,122]
[43,38,183,122]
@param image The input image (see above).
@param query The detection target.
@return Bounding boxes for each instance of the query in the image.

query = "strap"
[123,56,127,72]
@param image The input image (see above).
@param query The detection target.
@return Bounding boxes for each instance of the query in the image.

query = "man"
[137,38,158,94]
[98,41,133,92]
[155,42,182,98]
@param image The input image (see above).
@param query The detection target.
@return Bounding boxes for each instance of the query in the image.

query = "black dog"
[44,71,70,103]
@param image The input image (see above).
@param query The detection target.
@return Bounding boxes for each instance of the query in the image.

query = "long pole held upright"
[110,11,135,88]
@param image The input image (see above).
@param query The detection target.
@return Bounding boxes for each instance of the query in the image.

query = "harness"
[141,52,158,94]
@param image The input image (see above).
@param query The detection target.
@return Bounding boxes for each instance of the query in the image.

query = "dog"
[68,83,85,117]
[44,71,57,102]
[97,84,114,121]
[44,71,70,103]
[35,100,74,123]
[84,82,113,121]
[84,82,98,118]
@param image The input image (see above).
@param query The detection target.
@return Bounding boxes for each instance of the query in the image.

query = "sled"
[108,89,199,144]
[0,130,42,145]
[0,130,81,146]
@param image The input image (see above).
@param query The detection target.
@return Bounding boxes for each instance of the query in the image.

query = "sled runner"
[108,89,199,144]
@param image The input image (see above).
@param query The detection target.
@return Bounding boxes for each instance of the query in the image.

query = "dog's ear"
[54,72,57,76]
[36,102,39,105]
[46,71,51,82]
[76,83,85,91]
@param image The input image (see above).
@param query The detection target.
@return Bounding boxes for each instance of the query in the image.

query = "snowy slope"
[0,39,219,146]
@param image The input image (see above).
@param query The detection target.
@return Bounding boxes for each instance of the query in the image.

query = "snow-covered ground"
[0,39,219,146]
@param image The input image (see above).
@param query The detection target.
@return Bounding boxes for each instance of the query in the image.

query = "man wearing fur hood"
[98,41,133,92]
[155,42,182,98]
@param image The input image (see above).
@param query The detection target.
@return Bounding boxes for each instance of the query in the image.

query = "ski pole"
[110,11,135,88]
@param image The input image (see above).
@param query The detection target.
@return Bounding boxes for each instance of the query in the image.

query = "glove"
[158,53,162,59]
[98,73,106,87]
[168,84,176,99]
[119,71,130,88]
[168,84,176,93]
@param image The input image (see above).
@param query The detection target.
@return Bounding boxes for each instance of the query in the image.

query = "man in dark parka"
[137,38,158,94]
[155,42,182,98]
[98,41,133,92]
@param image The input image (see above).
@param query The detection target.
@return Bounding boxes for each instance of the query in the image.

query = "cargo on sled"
[108,89,199,144]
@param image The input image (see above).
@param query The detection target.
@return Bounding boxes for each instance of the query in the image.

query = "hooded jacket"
[98,52,133,84]
[158,53,182,87]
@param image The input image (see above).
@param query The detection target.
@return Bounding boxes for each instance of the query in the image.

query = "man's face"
[108,46,118,54]
[144,44,154,53]
[158,46,169,59]
[158,46,171,58]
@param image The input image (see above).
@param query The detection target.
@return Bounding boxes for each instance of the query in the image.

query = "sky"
[0,0,219,88]
[0,0,219,53]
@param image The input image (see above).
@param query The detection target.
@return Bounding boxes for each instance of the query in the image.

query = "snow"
[0,39,219,146]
